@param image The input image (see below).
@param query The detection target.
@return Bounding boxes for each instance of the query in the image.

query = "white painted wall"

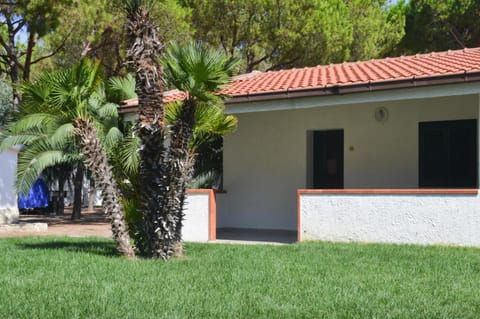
[300,192,480,246]
[0,149,19,224]
[182,191,214,242]
[218,94,478,230]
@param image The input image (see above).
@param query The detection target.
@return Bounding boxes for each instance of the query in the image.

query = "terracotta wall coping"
[298,189,478,195]
[187,189,226,194]
[186,189,212,194]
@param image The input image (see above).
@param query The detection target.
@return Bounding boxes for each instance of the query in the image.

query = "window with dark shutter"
[419,119,477,188]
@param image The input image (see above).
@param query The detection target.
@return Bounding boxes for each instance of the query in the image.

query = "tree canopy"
[181,0,405,72]
[399,0,480,54]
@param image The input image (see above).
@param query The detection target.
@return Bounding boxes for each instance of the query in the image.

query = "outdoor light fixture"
[374,106,389,123]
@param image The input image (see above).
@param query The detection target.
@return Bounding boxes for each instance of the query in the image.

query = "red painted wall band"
[297,189,478,195]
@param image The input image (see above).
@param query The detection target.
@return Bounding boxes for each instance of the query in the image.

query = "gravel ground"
[0,208,111,238]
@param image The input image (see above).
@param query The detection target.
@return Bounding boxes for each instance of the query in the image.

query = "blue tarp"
[18,179,50,209]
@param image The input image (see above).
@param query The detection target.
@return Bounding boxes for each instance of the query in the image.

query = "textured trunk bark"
[126,7,171,258]
[71,164,84,220]
[73,118,135,258]
[159,99,197,258]
[138,124,169,257]
[88,178,95,212]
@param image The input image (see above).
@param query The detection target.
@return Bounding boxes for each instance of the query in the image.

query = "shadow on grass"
[17,240,118,257]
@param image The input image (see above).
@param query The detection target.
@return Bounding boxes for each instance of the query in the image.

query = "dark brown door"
[313,130,344,189]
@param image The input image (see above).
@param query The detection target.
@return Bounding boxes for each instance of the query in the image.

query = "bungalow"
[122,48,480,246]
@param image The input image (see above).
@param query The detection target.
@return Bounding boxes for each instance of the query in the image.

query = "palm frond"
[50,123,75,147]
[10,113,61,134]
[16,146,69,195]
[160,41,239,103]
[0,134,40,152]
[164,101,182,124]
[97,103,120,120]
[189,170,221,189]
[108,73,137,103]
[118,135,140,176]
[191,103,237,151]
[104,127,124,150]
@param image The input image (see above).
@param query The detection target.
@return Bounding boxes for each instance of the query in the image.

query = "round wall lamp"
[374,106,389,123]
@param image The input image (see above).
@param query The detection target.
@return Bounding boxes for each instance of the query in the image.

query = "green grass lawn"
[0,237,479,319]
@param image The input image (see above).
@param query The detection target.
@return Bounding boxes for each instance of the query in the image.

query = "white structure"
[183,189,216,242]
[299,189,480,245]
[122,48,480,246]
[0,148,19,224]
[217,91,480,237]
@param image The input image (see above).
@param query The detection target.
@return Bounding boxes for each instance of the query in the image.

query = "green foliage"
[0,79,13,126]
[43,0,192,77]
[107,73,137,103]
[399,0,480,54]
[109,68,238,182]
[0,59,121,194]
[160,41,238,103]
[181,0,405,72]
[0,0,72,81]
[347,0,406,60]
[121,197,147,251]
[2,237,480,318]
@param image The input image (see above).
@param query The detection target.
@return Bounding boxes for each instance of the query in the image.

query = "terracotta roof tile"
[122,47,480,109]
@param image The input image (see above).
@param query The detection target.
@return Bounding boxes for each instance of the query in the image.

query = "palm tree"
[107,72,238,254]
[158,41,238,257]
[124,0,171,258]
[0,59,135,258]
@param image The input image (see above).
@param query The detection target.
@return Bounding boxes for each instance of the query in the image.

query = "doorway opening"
[307,129,344,189]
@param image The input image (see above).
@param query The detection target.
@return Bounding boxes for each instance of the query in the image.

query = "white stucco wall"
[299,191,480,246]
[218,94,479,230]
[182,190,215,242]
[0,149,19,224]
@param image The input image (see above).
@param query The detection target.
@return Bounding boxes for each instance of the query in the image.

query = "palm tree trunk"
[126,4,172,258]
[158,99,197,258]
[71,163,84,220]
[137,99,197,259]
[73,118,135,258]
[88,178,96,212]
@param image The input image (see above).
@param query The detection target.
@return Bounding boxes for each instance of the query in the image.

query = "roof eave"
[225,71,480,104]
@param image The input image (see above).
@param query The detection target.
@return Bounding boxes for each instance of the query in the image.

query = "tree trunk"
[138,124,169,258]
[71,163,84,220]
[7,28,20,111]
[126,5,171,258]
[88,177,96,212]
[73,118,135,258]
[55,167,67,216]
[157,99,197,258]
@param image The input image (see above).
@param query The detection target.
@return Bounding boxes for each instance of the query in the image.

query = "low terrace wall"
[183,189,216,242]
[298,189,480,246]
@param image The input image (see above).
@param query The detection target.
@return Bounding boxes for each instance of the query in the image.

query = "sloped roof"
[120,47,480,111]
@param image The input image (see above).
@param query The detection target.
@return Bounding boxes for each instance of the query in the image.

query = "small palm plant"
[0,59,135,258]
[157,41,238,257]
[107,72,238,256]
